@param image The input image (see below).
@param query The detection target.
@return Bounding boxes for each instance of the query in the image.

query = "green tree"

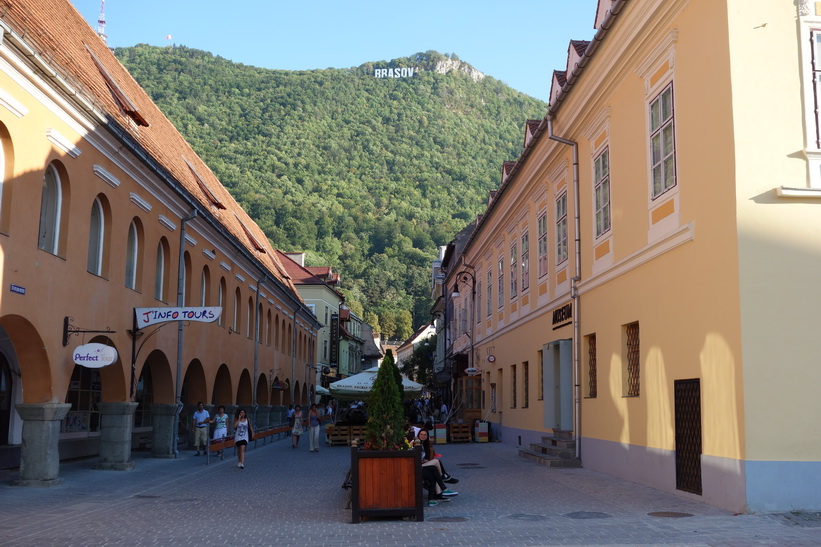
[394,310,414,341]
[365,350,406,450]
[400,335,435,386]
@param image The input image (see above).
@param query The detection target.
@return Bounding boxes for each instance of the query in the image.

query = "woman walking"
[234,408,253,469]
[308,404,321,452]
[291,404,304,448]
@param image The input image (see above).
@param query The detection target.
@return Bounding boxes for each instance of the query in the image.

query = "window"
[486,269,492,316]
[182,252,192,306]
[154,240,168,301]
[625,322,640,397]
[218,278,226,327]
[521,232,529,292]
[38,164,62,254]
[246,297,253,338]
[200,267,211,306]
[509,242,518,300]
[233,289,240,333]
[586,334,597,398]
[323,339,328,360]
[476,281,482,324]
[556,194,568,264]
[537,211,548,277]
[125,221,139,290]
[537,349,544,400]
[62,366,101,436]
[87,198,104,275]
[511,364,517,408]
[650,84,676,198]
[497,256,504,308]
[522,361,529,408]
[594,148,611,237]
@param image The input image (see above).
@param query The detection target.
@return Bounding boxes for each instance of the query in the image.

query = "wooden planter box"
[448,423,471,443]
[350,447,424,522]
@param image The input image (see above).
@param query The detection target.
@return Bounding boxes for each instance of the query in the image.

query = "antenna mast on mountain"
[96,0,107,44]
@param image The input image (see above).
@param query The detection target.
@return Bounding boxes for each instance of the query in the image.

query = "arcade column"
[14,403,71,486]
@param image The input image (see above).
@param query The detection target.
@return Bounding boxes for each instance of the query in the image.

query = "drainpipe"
[173,209,198,458]
[252,275,264,427]
[547,117,582,459]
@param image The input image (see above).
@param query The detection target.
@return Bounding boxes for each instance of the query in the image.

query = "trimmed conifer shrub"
[364,350,407,450]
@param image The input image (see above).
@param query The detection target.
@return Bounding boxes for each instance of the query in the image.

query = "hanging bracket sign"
[73,343,118,368]
[134,307,222,329]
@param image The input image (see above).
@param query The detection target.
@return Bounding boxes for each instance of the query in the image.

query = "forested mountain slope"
[115,46,547,337]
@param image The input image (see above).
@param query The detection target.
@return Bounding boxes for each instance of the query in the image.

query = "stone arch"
[293,380,301,406]
[139,349,173,404]
[87,335,126,402]
[271,376,282,406]
[282,379,292,406]
[256,374,269,405]
[301,382,308,406]
[236,369,252,406]
[212,364,232,404]
[0,315,52,402]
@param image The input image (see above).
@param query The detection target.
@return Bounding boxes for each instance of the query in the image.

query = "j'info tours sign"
[135,306,222,329]
[374,67,418,78]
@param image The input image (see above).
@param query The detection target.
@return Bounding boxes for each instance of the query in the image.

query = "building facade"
[438,0,821,512]
[0,1,319,481]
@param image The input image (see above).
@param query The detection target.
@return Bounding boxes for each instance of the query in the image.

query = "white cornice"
[0,87,27,117]
[202,249,216,260]
[93,164,120,188]
[184,234,197,247]
[220,261,232,272]
[46,128,81,158]
[130,192,152,212]
[158,215,177,232]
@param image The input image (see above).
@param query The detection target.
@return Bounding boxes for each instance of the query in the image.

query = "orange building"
[0,1,319,482]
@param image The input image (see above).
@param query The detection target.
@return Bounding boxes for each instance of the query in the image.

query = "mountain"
[114,46,547,337]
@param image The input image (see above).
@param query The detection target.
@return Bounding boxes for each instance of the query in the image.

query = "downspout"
[547,117,582,459]
[252,275,263,428]
[173,209,198,458]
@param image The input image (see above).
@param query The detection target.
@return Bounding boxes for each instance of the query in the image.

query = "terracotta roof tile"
[553,70,568,88]
[0,0,295,292]
[570,40,591,57]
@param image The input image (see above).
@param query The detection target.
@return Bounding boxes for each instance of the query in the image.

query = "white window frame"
[537,210,548,278]
[556,193,568,265]
[798,14,821,189]
[520,231,529,293]
[509,241,518,300]
[38,164,62,255]
[497,256,504,309]
[125,221,138,290]
[154,242,165,301]
[87,198,104,276]
[594,148,611,238]
[649,84,677,199]
[486,269,492,317]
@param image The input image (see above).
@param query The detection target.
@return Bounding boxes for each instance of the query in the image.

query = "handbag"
[248,428,254,441]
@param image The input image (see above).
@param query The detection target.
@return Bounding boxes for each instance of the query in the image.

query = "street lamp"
[450,270,476,374]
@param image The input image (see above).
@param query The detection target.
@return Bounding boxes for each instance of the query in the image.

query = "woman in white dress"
[233,408,254,469]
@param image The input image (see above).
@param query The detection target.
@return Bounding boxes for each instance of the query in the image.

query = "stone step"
[518,448,582,468]
[539,437,577,450]
[529,442,577,459]
[551,429,574,441]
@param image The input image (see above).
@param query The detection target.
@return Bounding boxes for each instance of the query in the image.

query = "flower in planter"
[364,350,409,451]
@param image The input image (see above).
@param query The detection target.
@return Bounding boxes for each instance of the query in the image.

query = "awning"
[329,368,423,401]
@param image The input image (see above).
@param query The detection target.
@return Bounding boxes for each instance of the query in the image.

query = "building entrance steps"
[518,429,581,468]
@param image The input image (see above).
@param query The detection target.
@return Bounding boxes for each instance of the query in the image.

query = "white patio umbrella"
[329,368,423,400]
[315,385,330,396]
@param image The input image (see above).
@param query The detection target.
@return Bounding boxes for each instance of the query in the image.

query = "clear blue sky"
[70,0,600,101]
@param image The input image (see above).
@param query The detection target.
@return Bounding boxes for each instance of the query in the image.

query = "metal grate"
[587,334,597,398]
[626,322,640,397]
[675,379,702,495]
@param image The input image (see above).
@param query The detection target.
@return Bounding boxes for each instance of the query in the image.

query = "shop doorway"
[0,353,11,444]
[542,339,572,431]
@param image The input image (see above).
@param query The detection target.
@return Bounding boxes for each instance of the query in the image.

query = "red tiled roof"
[570,40,591,57]
[553,70,568,88]
[0,1,295,292]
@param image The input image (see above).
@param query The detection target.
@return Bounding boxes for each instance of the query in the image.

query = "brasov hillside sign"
[135,307,222,329]
[374,67,418,78]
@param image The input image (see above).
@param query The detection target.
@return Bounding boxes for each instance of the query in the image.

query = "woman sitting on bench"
[417,429,458,484]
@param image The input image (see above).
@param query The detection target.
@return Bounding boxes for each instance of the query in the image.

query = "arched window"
[233,288,241,333]
[38,164,62,254]
[125,221,139,289]
[246,297,253,338]
[182,251,192,306]
[218,278,226,327]
[87,198,104,275]
[154,238,170,302]
[266,309,273,346]
[200,266,211,306]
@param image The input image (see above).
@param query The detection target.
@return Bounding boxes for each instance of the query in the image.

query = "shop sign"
[552,302,572,330]
[135,306,222,328]
[73,343,118,368]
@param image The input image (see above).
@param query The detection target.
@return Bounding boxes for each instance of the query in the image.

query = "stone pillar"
[14,403,71,487]
[94,402,139,471]
[223,405,238,435]
[150,403,178,458]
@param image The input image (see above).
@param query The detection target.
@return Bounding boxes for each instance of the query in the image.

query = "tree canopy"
[116,46,547,332]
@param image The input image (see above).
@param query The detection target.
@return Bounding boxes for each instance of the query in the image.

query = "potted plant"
[350,350,424,522]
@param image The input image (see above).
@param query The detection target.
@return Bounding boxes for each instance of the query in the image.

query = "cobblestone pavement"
[1,433,821,546]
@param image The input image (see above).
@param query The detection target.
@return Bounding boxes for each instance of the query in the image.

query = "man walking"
[192,401,210,456]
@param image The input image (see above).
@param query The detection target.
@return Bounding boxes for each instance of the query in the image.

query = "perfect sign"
[73,343,118,368]
[135,307,222,329]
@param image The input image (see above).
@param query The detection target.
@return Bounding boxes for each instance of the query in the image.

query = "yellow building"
[441,0,821,512]
[0,1,319,482]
